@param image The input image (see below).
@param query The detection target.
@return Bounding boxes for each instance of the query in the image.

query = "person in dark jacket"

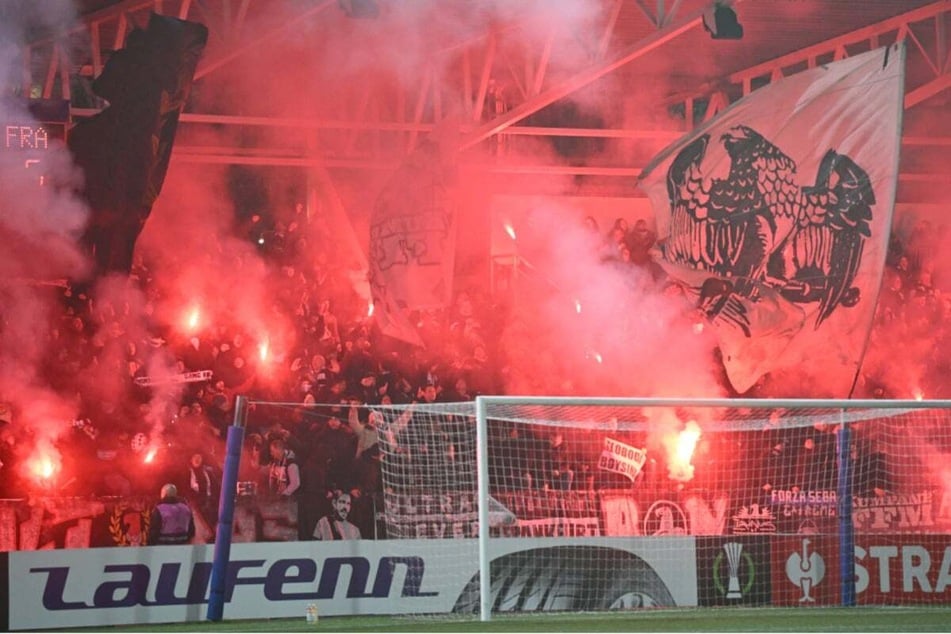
[149,483,195,545]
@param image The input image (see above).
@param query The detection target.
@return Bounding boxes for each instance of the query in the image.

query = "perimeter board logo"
[696,537,771,606]
[769,535,838,606]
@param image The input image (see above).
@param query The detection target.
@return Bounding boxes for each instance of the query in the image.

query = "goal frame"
[474,396,951,621]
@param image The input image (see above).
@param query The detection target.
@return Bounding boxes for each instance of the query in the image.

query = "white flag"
[369,132,458,346]
[598,437,648,483]
[639,44,905,396]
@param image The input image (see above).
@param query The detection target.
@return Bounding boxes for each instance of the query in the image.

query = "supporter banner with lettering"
[639,43,906,395]
[382,490,479,539]
[761,489,838,536]
[853,490,939,533]
[495,490,602,537]
[3,488,951,551]
[598,437,647,483]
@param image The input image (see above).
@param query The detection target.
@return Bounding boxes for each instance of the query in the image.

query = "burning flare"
[25,448,59,485]
[183,305,201,333]
[666,420,702,482]
[504,223,517,241]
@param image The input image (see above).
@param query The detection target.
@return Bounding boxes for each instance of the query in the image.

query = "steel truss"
[19,0,951,195]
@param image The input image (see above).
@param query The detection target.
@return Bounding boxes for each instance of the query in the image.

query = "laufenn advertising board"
[7,537,696,630]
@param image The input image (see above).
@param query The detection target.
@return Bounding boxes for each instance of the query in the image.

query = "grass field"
[63,607,951,633]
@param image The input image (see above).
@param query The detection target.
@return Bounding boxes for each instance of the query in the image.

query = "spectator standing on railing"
[184,451,220,528]
[544,432,576,491]
[267,434,303,537]
[238,432,267,495]
[313,411,356,492]
[267,435,301,497]
[347,400,379,464]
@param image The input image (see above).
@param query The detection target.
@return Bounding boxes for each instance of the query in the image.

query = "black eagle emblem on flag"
[663,125,875,335]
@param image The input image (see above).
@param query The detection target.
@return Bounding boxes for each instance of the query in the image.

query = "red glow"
[914,389,924,401]
[692,321,704,334]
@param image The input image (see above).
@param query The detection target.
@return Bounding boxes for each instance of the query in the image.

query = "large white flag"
[369,132,458,346]
[639,43,905,396]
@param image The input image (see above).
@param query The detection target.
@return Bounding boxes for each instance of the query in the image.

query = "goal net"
[373,397,951,617]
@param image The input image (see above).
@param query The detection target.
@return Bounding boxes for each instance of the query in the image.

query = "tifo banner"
[381,490,479,539]
[383,489,731,539]
[368,132,458,345]
[5,487,951,551]
[598,437,648,483]
[639,43,906,395]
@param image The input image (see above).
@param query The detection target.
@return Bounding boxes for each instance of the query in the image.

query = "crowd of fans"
[0,203,946,541]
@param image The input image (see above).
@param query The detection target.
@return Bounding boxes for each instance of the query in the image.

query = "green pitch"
[64,607,951,632]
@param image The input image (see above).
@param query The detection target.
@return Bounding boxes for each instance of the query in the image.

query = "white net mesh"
[373,398,951,611]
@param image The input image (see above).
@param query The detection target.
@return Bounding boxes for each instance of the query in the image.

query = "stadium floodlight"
[703,3,744,40]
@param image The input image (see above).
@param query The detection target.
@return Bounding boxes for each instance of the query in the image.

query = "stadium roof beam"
[457,0,739,151]
[669,0,951,121]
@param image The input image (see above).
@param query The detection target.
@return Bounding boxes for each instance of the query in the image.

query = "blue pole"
[836,421,855,606]
[206,395,247,622]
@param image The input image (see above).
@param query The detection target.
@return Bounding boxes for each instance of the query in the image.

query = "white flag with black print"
[368,128,459,346]
[639,43,905,396]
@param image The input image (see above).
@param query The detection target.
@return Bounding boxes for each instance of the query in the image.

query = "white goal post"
[217,396,951,620]
[373,396,951,620]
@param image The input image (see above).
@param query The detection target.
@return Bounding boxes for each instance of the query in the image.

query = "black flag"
[69,12,208,276]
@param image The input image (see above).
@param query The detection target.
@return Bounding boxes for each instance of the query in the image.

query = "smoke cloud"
[1,0,949,496]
